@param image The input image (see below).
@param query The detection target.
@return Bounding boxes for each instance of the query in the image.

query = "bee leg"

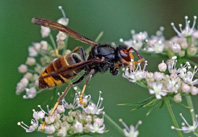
[41,72,87,131]
[79,69,95,105]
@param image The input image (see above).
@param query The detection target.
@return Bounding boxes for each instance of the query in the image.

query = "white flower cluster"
[119,119,142,137]
[121,16,198,57]
[16,6,70,99]
[123,56,198,101]
[171,109,198,136]
[18,91,105,136]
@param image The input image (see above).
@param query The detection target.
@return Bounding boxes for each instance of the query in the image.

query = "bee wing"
[39,57,104,80]
[32,17,99,46]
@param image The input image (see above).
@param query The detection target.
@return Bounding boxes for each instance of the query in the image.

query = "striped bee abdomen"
[39,53,84,89]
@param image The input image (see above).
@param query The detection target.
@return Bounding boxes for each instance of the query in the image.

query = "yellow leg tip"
[41,122,46,131]
[80,100,86,106]
[55,49,61,57]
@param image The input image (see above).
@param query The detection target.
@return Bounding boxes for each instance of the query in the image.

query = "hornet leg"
[41,72,87,130]
[79,69,95,105]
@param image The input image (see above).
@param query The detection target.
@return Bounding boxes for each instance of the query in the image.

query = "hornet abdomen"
[39,53,84,89]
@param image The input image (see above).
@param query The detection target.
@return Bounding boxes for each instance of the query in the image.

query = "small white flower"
[180,65,198,86]
[21,78,29,86]
[119,119,142,137]
[33,110,45,120]
[56,31,67,41]
[120,38,143,51]
[57,6,69,26]
[41,26,50,38]
[40,41,48,52]
[28,46,38,57]
[89,122,105,134]
[149,82,167,99]
[191,86,198,95]
[158,60,167,72]
[57,105,65,114]
[181,83,191,93]
[84,91,104,115]
[132,31,148,41]
[58,18,69,26]
[23,87,37,99]
[154,72,164,81]
[171,110,198,135]
[45,125,56,134]
[167,56,177,74]
[147,40,164,53]
[165,75,181,93]
[146,72,154,80]
[33,43,41,51]
[24,72,33,80]
[171,16,197,37]
[123,63,147,83]
[173,93,182,103]
[26,57,36,66]
[45,116,55,125]
[94,117,104,127]
[18,64,28,73]
[17,120,38,132]
[57,126,67,137]
[171,43,181,53]
[187,46,198,57]
[72,120,83,133]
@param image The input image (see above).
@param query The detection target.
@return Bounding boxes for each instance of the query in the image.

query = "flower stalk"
[164,98,183,137]
[185,95,195,121]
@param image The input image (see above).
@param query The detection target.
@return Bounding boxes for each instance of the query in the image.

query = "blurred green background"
[1,0,198,137]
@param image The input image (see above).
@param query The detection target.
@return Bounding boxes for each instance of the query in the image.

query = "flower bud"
[178,50,185,57]
[28,46,38,57]
[180,38,188,49]
[191,86,198,95]
[187,46,197,57]
[18,64,28,73]
[173,93,182,103]
[57,18,69,26]
[193,30,198,38]
[26,57,36,66]
[56,31,67,41]
[40,41,48,52]
[20,78,29,86]
[33,43,41,51]
[45,116,55,125]
[171,43,181,53]
[154,72,164,81]
[24,72,33,80]
[146,72,154,79]
[181,83,191,93]
[41,26,50,38]
[45,125,55,134]
[158,61,167,72]
[57,105,65,114]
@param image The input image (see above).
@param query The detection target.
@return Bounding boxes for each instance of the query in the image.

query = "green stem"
[49,33,57,49]
[104,114,124,136]
[63,36,69,51]
[85,31,104,52]
[185,95,195,121]
[164,98,183,137]
[136,81,148,89]
[95,31,103,42]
